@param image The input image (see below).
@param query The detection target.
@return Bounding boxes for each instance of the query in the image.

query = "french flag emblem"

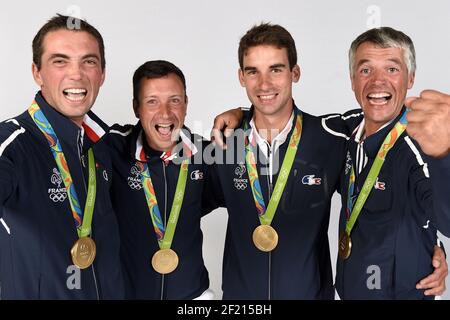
[374,178,386,190]
[302,175,322,186]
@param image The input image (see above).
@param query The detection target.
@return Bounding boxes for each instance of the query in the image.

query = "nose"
[160,102,171,118]
[68,62,83,81]
[258,73,272,91]
[370,68,386,85]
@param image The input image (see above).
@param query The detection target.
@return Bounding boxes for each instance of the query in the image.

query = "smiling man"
[107,60,220,299]
[335,27,450,299]
[0,15,124,299]
[211,24,448,299]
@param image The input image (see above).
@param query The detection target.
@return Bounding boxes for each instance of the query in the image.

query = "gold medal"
[338,232,352,260]
[71,237,96,269]
[151,248,179,274]
[252,225,279,252]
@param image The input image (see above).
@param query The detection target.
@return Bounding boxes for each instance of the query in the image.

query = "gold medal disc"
[252,225,279,252]
[338,232,352,260]
[71,237,96,269]
[151,249,179,274]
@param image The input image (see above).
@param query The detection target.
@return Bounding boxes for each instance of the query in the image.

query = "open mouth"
[155,124,175,138]
[63,88,87,102]
[367,92,392,105]
[257,93,278,102]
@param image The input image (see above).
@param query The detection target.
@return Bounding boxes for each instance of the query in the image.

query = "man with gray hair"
[213,25,449,299]
[335,26,450,299]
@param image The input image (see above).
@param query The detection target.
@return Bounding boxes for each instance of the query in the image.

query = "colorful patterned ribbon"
[245,114,303,225]
[140,144,190,250]
[28,102,97,238]
[344,110,408,236]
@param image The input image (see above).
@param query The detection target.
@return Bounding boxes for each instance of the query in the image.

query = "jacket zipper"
[77,130,100,300]
[265,142,273,301]
[160,161,168,300]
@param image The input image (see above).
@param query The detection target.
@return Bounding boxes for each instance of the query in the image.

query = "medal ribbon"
[28,102,97,238]
[140,151,189,250]
[245,114,303,225]
[344,110,408,236]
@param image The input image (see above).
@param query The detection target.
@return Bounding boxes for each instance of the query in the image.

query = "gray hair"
[349,27,416,77]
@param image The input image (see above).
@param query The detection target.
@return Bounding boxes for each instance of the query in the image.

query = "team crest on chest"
[233,164,248,190]
[127,162,144,190]
[48,168,67,202]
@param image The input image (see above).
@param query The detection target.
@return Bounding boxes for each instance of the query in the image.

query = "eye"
[146,99,158,106]
[171,97,181,104]
[84,59,98,66]
[388,67,399,73]
[53,59,67,66]
[271,68,282,73]
[360,68,370,75]
[246,70,257,76]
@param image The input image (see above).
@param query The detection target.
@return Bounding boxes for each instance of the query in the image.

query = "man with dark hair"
[210,23,351,299]
[0,15,123,299]
[211,23,448,299]
[107,60,220,299]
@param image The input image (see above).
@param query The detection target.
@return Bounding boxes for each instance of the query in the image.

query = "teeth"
[64,88,87,94]
[259,94,276,100]
[368,92,390,98]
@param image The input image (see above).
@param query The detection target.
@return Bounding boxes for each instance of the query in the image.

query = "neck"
[70,117,84,128]
[253,107,293,144]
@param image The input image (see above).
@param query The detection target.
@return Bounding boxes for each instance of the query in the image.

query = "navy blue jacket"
[335,108,447,300]
[212,104,350,299]
[107,123,218,299]
[0,92,124,299]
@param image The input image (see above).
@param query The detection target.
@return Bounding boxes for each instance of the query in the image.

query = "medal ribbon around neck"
[244,114,303,225]
[140,144,189,250]
[344,110,408,237]
[28,102,97,238]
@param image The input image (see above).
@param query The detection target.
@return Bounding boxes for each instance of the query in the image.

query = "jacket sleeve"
[427,154,450,236]
[0,146,17,218]
[407,138,450,237]
[201,163,225,216]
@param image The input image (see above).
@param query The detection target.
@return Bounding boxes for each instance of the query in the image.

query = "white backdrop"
[1,0,449,299]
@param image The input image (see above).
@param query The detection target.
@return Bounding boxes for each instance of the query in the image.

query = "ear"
[133,99,139,119]
[238,68,245,87]
[407,72,415,90]
[292,64,301,83]
[350,74,356,92]
[32,63,43,87]
[100,69,106,87]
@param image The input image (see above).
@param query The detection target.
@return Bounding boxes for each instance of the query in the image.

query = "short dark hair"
[349,27,416,77]
[132,60,187,103]
[238,23,298,70]
[32,14,105,70]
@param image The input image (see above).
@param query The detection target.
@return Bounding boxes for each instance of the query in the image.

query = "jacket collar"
[244,101,299,158]
[351,106,406,158]
[34,91,108,151]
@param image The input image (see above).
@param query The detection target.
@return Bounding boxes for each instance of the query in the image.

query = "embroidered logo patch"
[127,162,143,190]
[233,164,248,190]
[190,170,204,181]
[48,168,67,202]
[301,174,322,186]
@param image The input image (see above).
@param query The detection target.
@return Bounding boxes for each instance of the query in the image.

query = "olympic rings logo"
[128,180,143,190]
[49,192,67,202]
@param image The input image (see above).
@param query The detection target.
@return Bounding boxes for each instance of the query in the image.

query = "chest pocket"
[182,165,205,207]
[93,160,114,217]
[281,158,327,214]
[354,172,393,222]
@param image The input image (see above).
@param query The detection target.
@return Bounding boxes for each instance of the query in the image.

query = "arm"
[201,163,226,216]
[416,245,448,296]
[211,107,245,149]
[406,90,450,236]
